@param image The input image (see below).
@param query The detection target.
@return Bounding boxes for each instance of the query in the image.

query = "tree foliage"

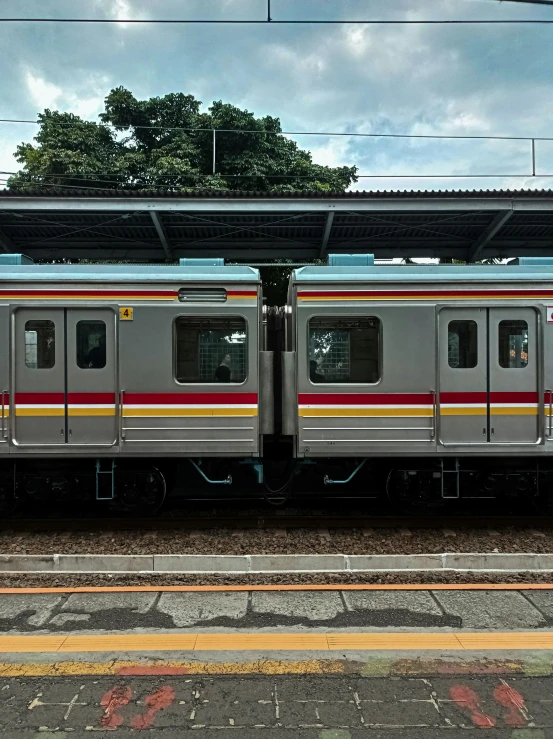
[8,87,357,193]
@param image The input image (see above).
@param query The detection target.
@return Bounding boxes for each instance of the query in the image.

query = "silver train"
[0,252,552,513]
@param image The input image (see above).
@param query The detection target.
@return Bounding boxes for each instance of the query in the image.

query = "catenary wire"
[0,17,551,24]
[0,119,552,142]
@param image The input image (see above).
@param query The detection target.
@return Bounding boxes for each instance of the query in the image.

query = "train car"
[0,255,272,513]
[281,255,553,509]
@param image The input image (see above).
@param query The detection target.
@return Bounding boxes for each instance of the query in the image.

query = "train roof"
[0,264,260,283]
[294,261,553,284]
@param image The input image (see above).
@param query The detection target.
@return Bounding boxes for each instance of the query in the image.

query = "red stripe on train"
[440,392,488,404]
[0,290,176,297]
[123,392,258,405]
[14,392,65,404]
[489,392,539,403]
[299,392,542,406]
[298,289,553,298]
[298,393,434,405]
[67,393,116,404]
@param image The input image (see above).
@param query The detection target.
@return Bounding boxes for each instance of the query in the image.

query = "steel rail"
[1,515,552,532]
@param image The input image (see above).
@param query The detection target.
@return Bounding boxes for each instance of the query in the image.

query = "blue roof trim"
[294,264,553,283]
[328,254,375,267]
[0,265,259,282]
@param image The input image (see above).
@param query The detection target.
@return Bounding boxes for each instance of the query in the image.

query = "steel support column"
[319,212,335,258]
[150,211,173,260]
[467,210,514,262]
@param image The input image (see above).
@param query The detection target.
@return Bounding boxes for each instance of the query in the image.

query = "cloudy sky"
[0,0,551,191]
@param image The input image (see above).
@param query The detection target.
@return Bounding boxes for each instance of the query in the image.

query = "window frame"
[306,313,383,387]
[24,319,56,370]
[498,318,529,370]
[172,313,250,386]
[76,319,107,370]
[447,319,478,370]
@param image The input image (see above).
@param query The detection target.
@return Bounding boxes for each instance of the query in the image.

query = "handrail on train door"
[430,389,437,440]
[119,390,125,440]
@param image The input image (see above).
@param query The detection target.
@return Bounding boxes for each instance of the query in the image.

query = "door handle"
[119,390,125,440]
[430,389,436,440]
[1,391,5,440]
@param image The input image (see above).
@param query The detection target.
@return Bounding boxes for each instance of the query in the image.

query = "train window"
[174,316,247,383]
[24,320,55,369]
[77,321,106,369]
[498,319,528,369]
[308,316,380,384]
[448,320,477,368]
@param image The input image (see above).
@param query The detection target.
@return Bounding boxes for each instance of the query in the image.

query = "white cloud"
[1,0,551,193]
[24,69,109,120]
[24,71,63,111]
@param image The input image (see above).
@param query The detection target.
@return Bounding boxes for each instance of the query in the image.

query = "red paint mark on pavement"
[493,683,528,727]
[100,685,133,729]
[131,685,176,729]
[117,665,190,676]
[449,685,496,728]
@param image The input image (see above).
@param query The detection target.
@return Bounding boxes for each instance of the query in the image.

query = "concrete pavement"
[2,586,553,736]
[1,588,553,631]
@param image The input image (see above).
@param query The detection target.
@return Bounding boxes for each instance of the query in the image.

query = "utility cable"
[0,118,551,142]
[0,17,550,24]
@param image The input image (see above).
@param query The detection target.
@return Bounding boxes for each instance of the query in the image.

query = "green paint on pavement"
[524,654,553,677]
[360,658,392,677]
[511,731,545,739]
[319,731,352,739]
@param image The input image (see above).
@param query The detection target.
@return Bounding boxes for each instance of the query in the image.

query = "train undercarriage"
[1,456,553,516]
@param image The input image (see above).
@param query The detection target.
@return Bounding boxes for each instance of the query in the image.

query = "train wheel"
[0,474,17,517]
[109,467,166,516]
[386,468,444,514]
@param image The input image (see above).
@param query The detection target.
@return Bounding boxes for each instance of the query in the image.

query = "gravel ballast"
[3,527,553,555]
[1,572,553,588]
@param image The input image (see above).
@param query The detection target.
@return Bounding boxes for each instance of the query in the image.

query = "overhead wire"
[489,0,553,5]
[0,17,551,24]
[0,118,551,143]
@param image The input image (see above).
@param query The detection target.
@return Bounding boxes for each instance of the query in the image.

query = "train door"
[12,308,117,446]
[438,306,539,445]
[438,308,488,444]
[13,308,65,445]
[66,309,117,445]
[488,307,538,444]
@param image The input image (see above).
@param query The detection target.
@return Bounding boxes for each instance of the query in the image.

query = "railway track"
[2,515,553,532]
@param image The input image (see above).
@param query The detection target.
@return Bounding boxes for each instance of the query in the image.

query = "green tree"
[8,87,357,193]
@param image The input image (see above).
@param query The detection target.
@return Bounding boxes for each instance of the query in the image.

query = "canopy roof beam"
[150,211,173,260]
[468,210,513,262]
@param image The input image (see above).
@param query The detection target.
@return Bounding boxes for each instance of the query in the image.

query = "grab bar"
[547,389,553,437]
[1,391,5,440]
[430,389,437,440]
[119,390,125,440]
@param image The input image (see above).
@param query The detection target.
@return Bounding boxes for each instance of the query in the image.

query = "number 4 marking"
[120,307,134,321]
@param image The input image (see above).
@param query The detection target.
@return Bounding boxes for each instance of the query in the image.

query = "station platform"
[1,585,553,736]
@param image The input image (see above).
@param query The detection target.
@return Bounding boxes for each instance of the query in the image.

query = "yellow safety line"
[2,584,553,594]
[0,660,347,677]
[1,632,553,653]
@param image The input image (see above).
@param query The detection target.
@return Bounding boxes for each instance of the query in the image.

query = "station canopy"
[0,188,552,263]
